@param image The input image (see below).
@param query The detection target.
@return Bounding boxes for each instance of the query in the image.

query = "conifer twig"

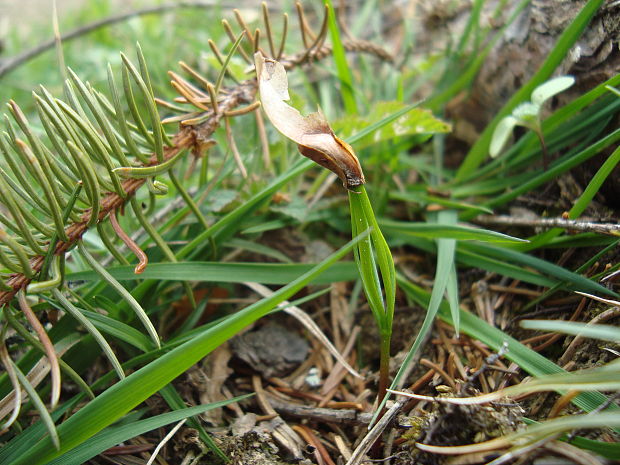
[0,20,393,307]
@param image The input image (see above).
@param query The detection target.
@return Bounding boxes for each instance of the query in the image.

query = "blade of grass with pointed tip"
[521,320,620,342]
[426,210,458,333]
[67,261,358,285]
[324,0,357,114]
[49,290,124,380]
[77,242,161,348]
[380,219,527,242]
[12,361,60,450]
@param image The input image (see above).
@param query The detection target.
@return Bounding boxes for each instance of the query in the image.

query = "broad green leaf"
[333,101,450,150]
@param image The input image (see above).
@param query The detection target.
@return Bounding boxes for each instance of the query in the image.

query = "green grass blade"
[67,261,358,285]
[461,242,618,297]
[45,396,250,465]
[77,242,161,348]
[79,309,152,353]
[12,362,60,450]
[426,210,457,333]
[349,191,384,323]
[381,219,527,242]
[570,435,620,460]
[521,320,620,342]
[0,398,80,463]
[447,259,460,334]
[324,0,357,114]
[158,384,226,460]
[392,235,557,287]
[357,186,396,329]
[526,145,620,247]
[50,290,125,380]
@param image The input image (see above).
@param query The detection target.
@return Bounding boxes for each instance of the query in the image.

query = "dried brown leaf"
[255,52,364,189]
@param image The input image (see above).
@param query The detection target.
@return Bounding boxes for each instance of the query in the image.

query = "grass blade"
[45,396,251,465]
[521,320,620,342]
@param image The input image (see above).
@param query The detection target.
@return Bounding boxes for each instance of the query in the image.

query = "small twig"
[345,397,407,465]
[462,342,508,390]
[293,424,335,465]
[420,358,457,390]
[267,394,373,425]
[252,376,304,459]
[474,215,620,235]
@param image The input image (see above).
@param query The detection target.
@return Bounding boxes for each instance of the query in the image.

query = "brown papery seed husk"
[255,52,364,189]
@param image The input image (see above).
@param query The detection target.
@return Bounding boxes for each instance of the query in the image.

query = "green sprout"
[490,75,575,168]
[255,52,396,409]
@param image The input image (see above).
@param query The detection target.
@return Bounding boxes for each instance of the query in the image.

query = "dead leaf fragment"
[255,52,365,189]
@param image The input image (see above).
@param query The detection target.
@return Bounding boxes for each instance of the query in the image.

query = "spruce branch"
[0,6,393,308]
[0,79,255,307]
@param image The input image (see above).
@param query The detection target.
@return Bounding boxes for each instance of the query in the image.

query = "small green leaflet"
[332,101,451,150]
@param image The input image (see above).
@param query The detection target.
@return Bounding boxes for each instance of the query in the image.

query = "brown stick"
[474,214,620,235]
